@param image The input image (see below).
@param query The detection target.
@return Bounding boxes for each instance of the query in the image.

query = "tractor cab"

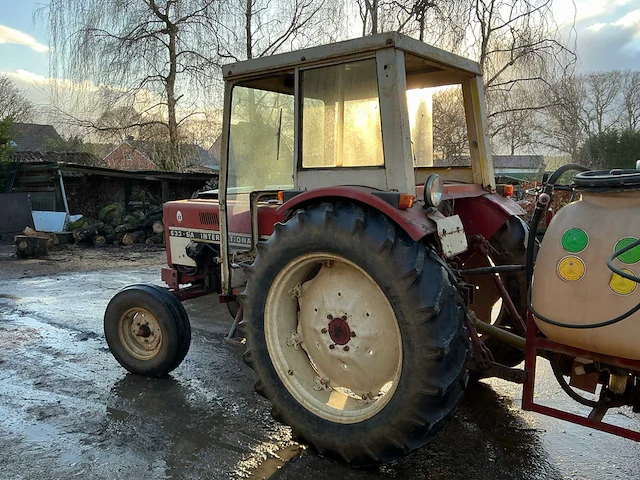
[217,32,499,293]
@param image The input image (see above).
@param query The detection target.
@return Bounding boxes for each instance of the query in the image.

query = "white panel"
[32,211,67,233]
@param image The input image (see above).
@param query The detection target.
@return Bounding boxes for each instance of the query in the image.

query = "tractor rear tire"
[104,284,191,377]
[239,203,468,465]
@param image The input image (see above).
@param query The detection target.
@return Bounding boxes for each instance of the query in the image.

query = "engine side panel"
[163,199,281,267]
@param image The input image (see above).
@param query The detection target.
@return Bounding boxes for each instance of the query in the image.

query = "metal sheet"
[32,211,68,232]
[0,193,34,235]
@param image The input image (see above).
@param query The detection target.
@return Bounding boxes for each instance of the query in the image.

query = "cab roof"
[223,32,482,83]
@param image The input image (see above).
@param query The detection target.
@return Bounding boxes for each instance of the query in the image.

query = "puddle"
[248,445,306,479]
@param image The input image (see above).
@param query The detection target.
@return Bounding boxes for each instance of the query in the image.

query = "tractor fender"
[453,193,526,242]
[276,186,437,241]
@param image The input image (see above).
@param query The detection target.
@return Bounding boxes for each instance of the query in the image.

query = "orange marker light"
[277,191,284,202]
[399,194,415,209]
[498,185,513,197]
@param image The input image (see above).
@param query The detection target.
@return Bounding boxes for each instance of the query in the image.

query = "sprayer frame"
[522,312,640,441]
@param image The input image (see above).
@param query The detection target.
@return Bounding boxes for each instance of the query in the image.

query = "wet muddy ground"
[1,248,639,479]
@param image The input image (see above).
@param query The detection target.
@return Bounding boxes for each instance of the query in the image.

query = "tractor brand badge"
[609,269,638,296]
[561,228,589,253]
[557,256,586,282]
[176,210,183,223]
[614,237,640,265]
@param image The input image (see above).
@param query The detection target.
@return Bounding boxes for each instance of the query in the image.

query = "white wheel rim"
[118,307,163,360]
[264,253,402,424]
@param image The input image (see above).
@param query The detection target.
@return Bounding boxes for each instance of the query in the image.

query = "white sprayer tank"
[531,169,640,360]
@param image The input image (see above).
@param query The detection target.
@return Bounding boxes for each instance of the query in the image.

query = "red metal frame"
[522,311,640,441]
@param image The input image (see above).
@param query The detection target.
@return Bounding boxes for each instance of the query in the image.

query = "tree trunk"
[371,0,378,34]
[166,23,180,170]
[152,220,164,234]
[246,0,253,59]
[121,233,134,246]
[73,222,104,243]
[15,235,49,258]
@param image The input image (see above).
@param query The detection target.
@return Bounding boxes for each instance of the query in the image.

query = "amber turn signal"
[497,184,514,197]
[399,194,415,209]
[277,191,284,202]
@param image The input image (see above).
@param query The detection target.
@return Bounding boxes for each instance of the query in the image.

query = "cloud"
[575,11,640,70]
[554,0,634,26]
[613,9,640,30]
[0,24,49,53]
[586,23,607,32]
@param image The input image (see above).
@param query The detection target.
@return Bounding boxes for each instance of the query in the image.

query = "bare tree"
[620,70,640,131]
[215,0,334,62]
[381,0,466,46]
[538,75,589,157]
[491,87,538,155]
[0,75,34,122]
[44,0,220,170]
[357,0,380,35]
[583,71,621,135]
[465,0,576,152]
[432,87,469,162]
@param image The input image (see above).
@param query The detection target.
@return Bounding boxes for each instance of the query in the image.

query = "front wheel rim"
[118,307,163,360]
[264,253,403,424]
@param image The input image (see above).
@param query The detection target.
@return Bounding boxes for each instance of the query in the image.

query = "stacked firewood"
[70,203,165,247]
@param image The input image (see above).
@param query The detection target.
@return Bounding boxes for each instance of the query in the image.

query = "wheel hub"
[119,308,163,360]
[328,316,351,345]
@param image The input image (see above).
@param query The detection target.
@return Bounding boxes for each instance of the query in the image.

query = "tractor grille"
[199,212,219,226]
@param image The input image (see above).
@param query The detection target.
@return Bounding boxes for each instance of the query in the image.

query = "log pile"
[69,203,165,247]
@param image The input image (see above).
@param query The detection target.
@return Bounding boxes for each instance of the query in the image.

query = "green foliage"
[579,129,640,169]
[0,118,12,164]
[0,118,14,192]
[45,134,94,153]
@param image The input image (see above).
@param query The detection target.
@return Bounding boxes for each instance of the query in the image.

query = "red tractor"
[104,33,640,465]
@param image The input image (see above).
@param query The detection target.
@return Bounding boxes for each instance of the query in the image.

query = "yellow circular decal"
[557,256,586,282]
[609,269,637,296]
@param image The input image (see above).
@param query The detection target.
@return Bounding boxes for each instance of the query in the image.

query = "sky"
[1,0,640,115]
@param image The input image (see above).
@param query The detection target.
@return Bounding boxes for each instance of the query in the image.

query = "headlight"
[424,174,443,208]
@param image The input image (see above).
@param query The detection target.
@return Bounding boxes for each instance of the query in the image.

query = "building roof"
[103,140,157,171]
[10,123,62,152]
[106,138,215,170]
[10,150,104,166]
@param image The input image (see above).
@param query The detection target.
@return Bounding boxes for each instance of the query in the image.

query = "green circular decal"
[615,237,640,264]
[562,228,589,253]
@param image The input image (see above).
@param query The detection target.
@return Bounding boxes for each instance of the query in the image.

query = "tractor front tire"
[239,203,468,465]
[104,284,191,377]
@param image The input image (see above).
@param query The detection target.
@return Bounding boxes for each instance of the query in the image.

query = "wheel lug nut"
[321,328,327,334]
[343,346,349,351]
[350,332,356,337]
[288,370,294,376]
[327,314,333,320]
[329,344,335,350]
[342,315,347,321]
